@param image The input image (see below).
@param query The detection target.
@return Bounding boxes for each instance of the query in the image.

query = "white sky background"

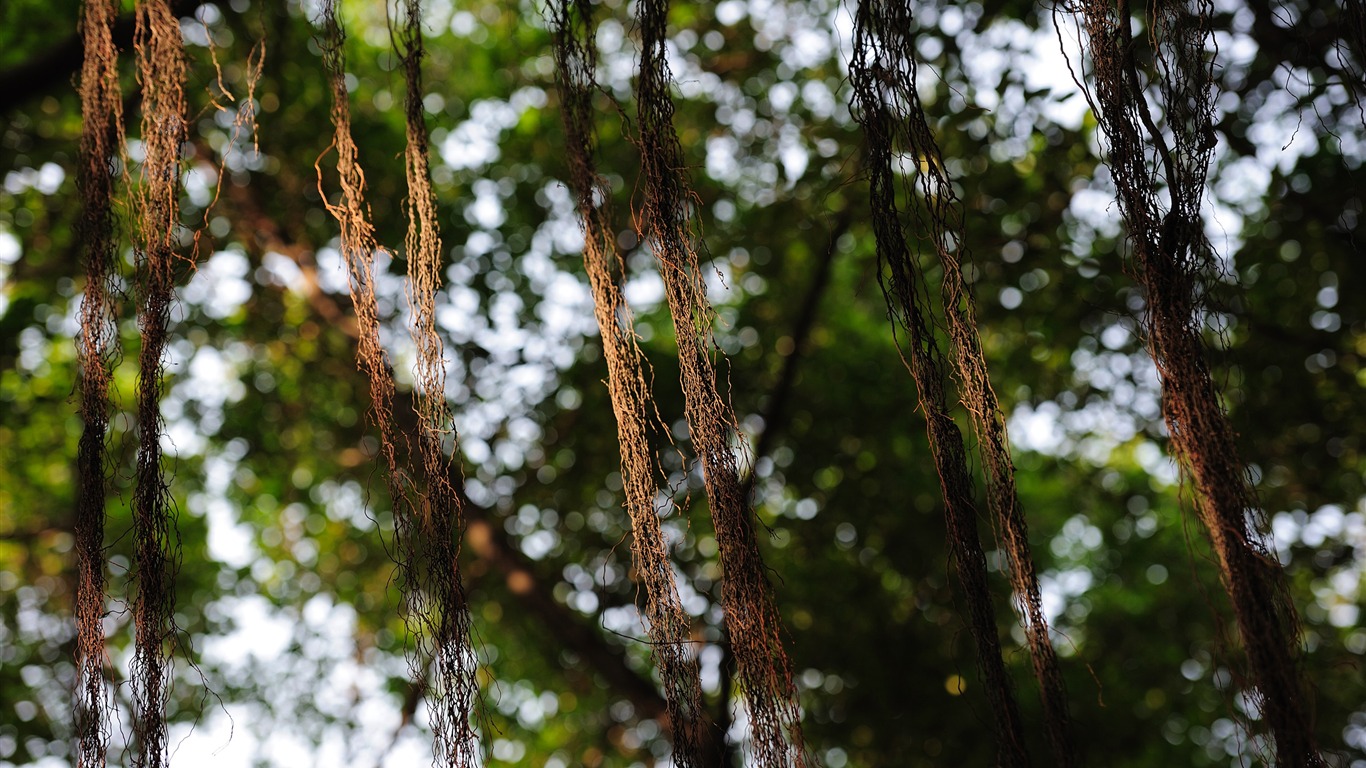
[2,0,1365,765]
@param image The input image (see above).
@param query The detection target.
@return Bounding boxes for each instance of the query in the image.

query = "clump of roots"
[1056,0,1321,763]
[396,1,480,763]
[634,0,808,764]
[550,0,709,761]
[320,2,480,764]
[75,0,123,763]
[129,2,189,766]
[849,9,1028,766]
[850,1,1076,764]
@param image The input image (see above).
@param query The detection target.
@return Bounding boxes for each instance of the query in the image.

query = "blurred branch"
[1243,0,1360,82]
[714,207,851,764]
[200,139,358,336]
[356,469,675,766]
[743,207,853,502]
[371,656,430,768]
[0,0,208,117]
[460,510,669,722]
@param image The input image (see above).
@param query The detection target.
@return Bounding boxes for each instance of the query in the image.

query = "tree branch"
[0,0,207,117]
[714,206,851,765]
[460,510,669,722]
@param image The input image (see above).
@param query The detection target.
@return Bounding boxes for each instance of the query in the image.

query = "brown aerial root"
[317,0,407,592]
[129,2,188,766]
[1056,0,1323,764]
[847,3,1043,765]
[319,2,480,764]
[549,0,709,763]
[633,0,809,765]
[75,0,123,764]
[394,1,480,764]
[849,1,1079,765]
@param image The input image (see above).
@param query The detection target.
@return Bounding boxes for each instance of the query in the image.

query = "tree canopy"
[0,0,1363,766]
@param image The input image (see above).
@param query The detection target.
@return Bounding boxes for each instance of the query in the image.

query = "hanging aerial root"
[320,2,481,764]
[75,0,123,764]
[395,1,480,764]
[317,0,409,559]
[847,4,1034,766]
[550,0,709,763]
[633,0,808,765]
[1056,0,1322,764]
[849,1,1077,765]
[130,2,188,766]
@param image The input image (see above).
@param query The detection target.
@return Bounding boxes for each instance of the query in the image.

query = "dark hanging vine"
[848,1,1079,765]
[1341,0,1366,126]
[848,3,1034,765]
[1056,0,1323,763]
